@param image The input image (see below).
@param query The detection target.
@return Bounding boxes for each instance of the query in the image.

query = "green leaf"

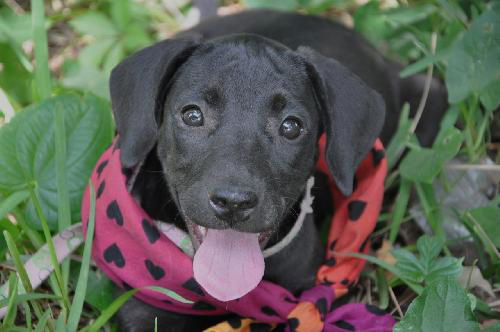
[31,0,52,100]
[0,8,32,45]
[0,190,29,220]
[33,308,51,332]
[392,249,425,283]
[84,270,116,312]
[0,43,32,105]
[0,292,62,308]
[123,23,152,51]
[0,94,113,230]
[479,79,500,111]
[445,3,500,103]
[467,205,500,247]
[389,178,411,243]
[62,62,110,99]
[3,274,19,328]
[243,0,299,11]
[385,103,411,169]
[348,253,424,294]
[394,277,481,332]
[400,128,463,183]
[417,235,443,263]
[110,0,131,30]
[146,286,194,304]
[70,12,118,38]
[102,42,125,74]
[392,236,462,285]
[426,256,463,283]
[78,39,116,68]
[399,50,450,78]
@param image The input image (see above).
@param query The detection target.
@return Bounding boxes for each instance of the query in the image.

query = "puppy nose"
[209,189,258,221]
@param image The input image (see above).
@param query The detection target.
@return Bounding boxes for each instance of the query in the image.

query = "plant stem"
[31,0,52,100]
[29,187,70,312]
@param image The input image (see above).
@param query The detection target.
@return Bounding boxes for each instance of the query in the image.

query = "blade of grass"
[4,231,33,293]
[33,308,52,332]
[0,293,62,308]
[83,289,139,332]
[22,302,32,331]
[67,183,96,332]
[0,191,30,220]
[56,312,66,332]
[4,230,45,322]
[414,183,445,241]
[2,273,19,328]
[464,212,500,262]
[55,96,71,303]
[389,178,412,243]
[29,188,70,311]
[146,286,194,304]
[11,209,43,249]
[385,103,411,169]
[31,0,51,100]
[408,32,437,134]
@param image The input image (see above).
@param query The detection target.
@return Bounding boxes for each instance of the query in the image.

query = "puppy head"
[110,34,385,244]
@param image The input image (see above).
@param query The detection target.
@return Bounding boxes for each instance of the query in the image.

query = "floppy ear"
[110,37,200,169]
[298,47,385,196]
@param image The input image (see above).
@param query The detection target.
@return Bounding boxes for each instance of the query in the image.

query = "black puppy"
[110,9,447,331]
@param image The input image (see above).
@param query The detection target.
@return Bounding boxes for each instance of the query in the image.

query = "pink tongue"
[193,229,264,302]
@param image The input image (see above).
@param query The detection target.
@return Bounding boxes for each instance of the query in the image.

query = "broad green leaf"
[445,3,500,103]
[426,257,463,283]
[70,12,118,38]
[392,249,425,283]
[417,235,442,263]
[392,236,462,285]
[400,148,443,183]
[479,79,500,111]
[468,205,500,247]
[0,94,113,230]
[394,277,481,332]
[400,128,463,183]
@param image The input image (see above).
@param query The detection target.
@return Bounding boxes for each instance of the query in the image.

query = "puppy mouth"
[185,218,272,251]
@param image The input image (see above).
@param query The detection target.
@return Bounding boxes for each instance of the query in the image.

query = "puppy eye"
[279,117,303,139]
[181,106,204,127]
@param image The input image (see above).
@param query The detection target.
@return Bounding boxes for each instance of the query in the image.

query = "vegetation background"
[0,0,498,330]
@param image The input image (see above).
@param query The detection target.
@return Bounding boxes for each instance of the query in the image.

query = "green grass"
[0,0,498,330]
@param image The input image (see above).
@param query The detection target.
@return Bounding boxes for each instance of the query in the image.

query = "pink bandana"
[81,135,394,331]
